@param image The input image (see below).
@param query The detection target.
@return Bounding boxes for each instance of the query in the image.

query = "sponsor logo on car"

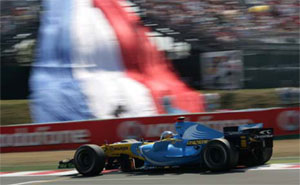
[187,139,209,145]
[254,135,273,139]
[259,130,272,135]
[110,146,129,151]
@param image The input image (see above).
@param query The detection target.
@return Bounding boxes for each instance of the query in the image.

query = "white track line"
[45,170,77,176]
[8,180,50,185]
[248,163,300,171]
[3,171,38,177]
[62,177,176,182]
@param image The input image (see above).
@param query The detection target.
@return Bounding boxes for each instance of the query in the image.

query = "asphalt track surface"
[1,168,300,185]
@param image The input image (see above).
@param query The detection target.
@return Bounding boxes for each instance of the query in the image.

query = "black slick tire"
[246,147,273,167]
[74,144,105,176]
[203,139,238,172]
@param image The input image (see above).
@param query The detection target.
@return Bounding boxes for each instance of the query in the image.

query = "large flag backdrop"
[30,0,205,123]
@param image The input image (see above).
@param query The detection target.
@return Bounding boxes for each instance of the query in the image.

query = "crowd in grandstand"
[138,0,299,42]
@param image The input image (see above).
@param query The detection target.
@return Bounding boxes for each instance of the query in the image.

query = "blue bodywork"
[136,121,263,167]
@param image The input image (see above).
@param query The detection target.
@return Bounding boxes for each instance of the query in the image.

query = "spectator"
[135,0,299,42]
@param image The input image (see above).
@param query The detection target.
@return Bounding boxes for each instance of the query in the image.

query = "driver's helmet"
[160,131,174,140]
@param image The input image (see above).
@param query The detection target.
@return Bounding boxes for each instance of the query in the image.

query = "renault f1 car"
[70,117,273,176]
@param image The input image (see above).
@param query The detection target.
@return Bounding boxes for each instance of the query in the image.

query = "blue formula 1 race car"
[70,117,273,176]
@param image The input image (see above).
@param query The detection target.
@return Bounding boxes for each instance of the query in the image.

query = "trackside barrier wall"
[0,107,299,153]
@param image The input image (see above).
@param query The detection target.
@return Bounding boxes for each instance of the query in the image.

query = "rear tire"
[203,139,238,172]
[245,147,273,167]
[258,148,272,165]
[74,144,105,176]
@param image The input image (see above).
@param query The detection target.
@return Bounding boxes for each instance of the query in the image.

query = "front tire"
[74,144,105,176]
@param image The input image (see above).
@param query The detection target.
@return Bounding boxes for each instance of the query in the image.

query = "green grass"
[268,157,300,164]
[0,100,32,125]
[200,88,281,110]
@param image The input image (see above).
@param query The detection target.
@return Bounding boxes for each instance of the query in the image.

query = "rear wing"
[223,123,263,132]
[224,125,273,148]
[224,123,273,137]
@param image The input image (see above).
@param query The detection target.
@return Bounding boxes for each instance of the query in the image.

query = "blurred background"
[0,0,299,125]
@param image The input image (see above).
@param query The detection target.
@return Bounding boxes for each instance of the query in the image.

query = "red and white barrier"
[0,107,299,153]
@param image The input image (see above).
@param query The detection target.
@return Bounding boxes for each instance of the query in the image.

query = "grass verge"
[0,100,31,125]
[200,88,282,110]
[268,157,300,164]
[0,164,58,172]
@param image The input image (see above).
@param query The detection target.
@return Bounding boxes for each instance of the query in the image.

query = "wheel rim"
[206,146,226,166]
[77,151,94,171]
